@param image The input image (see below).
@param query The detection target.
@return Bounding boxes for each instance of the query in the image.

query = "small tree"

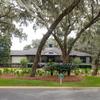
[72,58,82,75]
[45,63,75,76]
[54,63,75,76]
[44,61,55,76]
[20,58,28,68]
[72,58,82,65]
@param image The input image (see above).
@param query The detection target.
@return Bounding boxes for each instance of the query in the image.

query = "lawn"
[0,76,100,87]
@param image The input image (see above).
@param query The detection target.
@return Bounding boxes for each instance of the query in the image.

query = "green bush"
[44,62,55,76]
[44,63,76,76]
[20,58,28,68]
[3,68,10,74]
[9,69,15,74]
[0,68,32,77]
[0,69,3,75]
[15,70,22,77]
[79,63,92,68]
[54,63,76,75]
[36,69,45,76]
[74,68,82,75]
[20,68,31,75]
[72,58,82,66]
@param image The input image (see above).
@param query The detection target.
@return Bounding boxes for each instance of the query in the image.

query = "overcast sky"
[11,23,76,50]
[11,24,47,50]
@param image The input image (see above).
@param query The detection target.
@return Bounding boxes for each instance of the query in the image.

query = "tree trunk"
[31,0,81,77]
[62,53,69,64]
[92,52,100,76]
[92,65,99,76]
[62,51,71,76]
[50,69,53,76]
[54,32,71,76]
[68,11,100,54]
[67,70,71,76]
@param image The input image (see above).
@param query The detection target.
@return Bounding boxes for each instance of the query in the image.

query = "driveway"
[0,88,100,100]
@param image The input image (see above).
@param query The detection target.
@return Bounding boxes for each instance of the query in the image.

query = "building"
[11,47,91,66]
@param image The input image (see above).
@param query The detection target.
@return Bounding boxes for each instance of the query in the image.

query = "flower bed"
[0,74,82,82]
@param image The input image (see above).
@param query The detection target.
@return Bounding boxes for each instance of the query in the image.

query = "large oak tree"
[17,0,100,76]
[0,0,29,64]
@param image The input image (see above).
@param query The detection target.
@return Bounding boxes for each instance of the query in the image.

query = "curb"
[0,86,100,89]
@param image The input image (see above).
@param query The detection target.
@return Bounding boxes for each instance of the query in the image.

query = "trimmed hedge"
[78,63,92,68]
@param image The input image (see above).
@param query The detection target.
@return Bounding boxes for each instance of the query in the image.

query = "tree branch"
[68,11,100,54]
[53,33,64,52]
[0,6,11,18]
[31,0,81,76]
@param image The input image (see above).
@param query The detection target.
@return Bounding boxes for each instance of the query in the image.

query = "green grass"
[0,76,100,87]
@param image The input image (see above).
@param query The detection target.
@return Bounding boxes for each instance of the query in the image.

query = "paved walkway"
[0,88,100,100]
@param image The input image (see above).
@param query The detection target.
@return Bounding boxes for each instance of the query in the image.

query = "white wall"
[86,57,90,64]
[11,56,27,63]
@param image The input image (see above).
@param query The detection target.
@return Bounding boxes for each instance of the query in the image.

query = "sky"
[11,23,76,50]
[11,24,47,50]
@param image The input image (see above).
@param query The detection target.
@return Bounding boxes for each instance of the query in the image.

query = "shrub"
[54,63,76,76]
[20,58,28,68]
[79,64,92,68]
[36,68,45,76]
[20,68,31,75]
[72,58,82,65]
[15,69,23,77]
[73,68,84,75]
[84,68,90,75]
[3,68,10,74]
[44,62,55,76]
[44,63,76,76]
[0,69,3,75]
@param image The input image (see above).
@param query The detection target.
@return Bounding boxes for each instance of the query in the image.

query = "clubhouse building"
[11,47,91,66]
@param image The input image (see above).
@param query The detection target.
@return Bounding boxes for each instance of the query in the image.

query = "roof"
[70,50,91,57]
[11,47,91,57]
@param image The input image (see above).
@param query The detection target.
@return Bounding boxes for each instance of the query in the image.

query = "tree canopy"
[0,0,100,76]
[23,38,59,50]
[0,0,28,63]
[0,34,11,64]
[16,0,100,76]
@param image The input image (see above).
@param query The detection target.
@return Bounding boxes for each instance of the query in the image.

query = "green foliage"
[44,62,56,76]
[73,68,92,76]
[54,63,76,74]
[20,58,28,68]
[0,68,31,77]
[15,70,23,77]
[72,58,82,64]
[24,38,59,50]
[0,0,27,38]
[36,69,45,76]
[79,63,92,68]
[0,0,28,64]
[74,68,81,75]
[45,62,76,76]
[0,34,11,64]
[3,68,10,74]
[0,69,3,75]
[14,68,31,77]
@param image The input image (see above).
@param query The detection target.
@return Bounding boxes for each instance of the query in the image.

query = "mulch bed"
[0,74,82,82]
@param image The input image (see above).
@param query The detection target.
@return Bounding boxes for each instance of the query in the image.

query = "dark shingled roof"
[70,50,91,57]
[11,47,91,57]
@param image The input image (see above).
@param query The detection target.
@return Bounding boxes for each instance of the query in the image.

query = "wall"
[11,56,27,64]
